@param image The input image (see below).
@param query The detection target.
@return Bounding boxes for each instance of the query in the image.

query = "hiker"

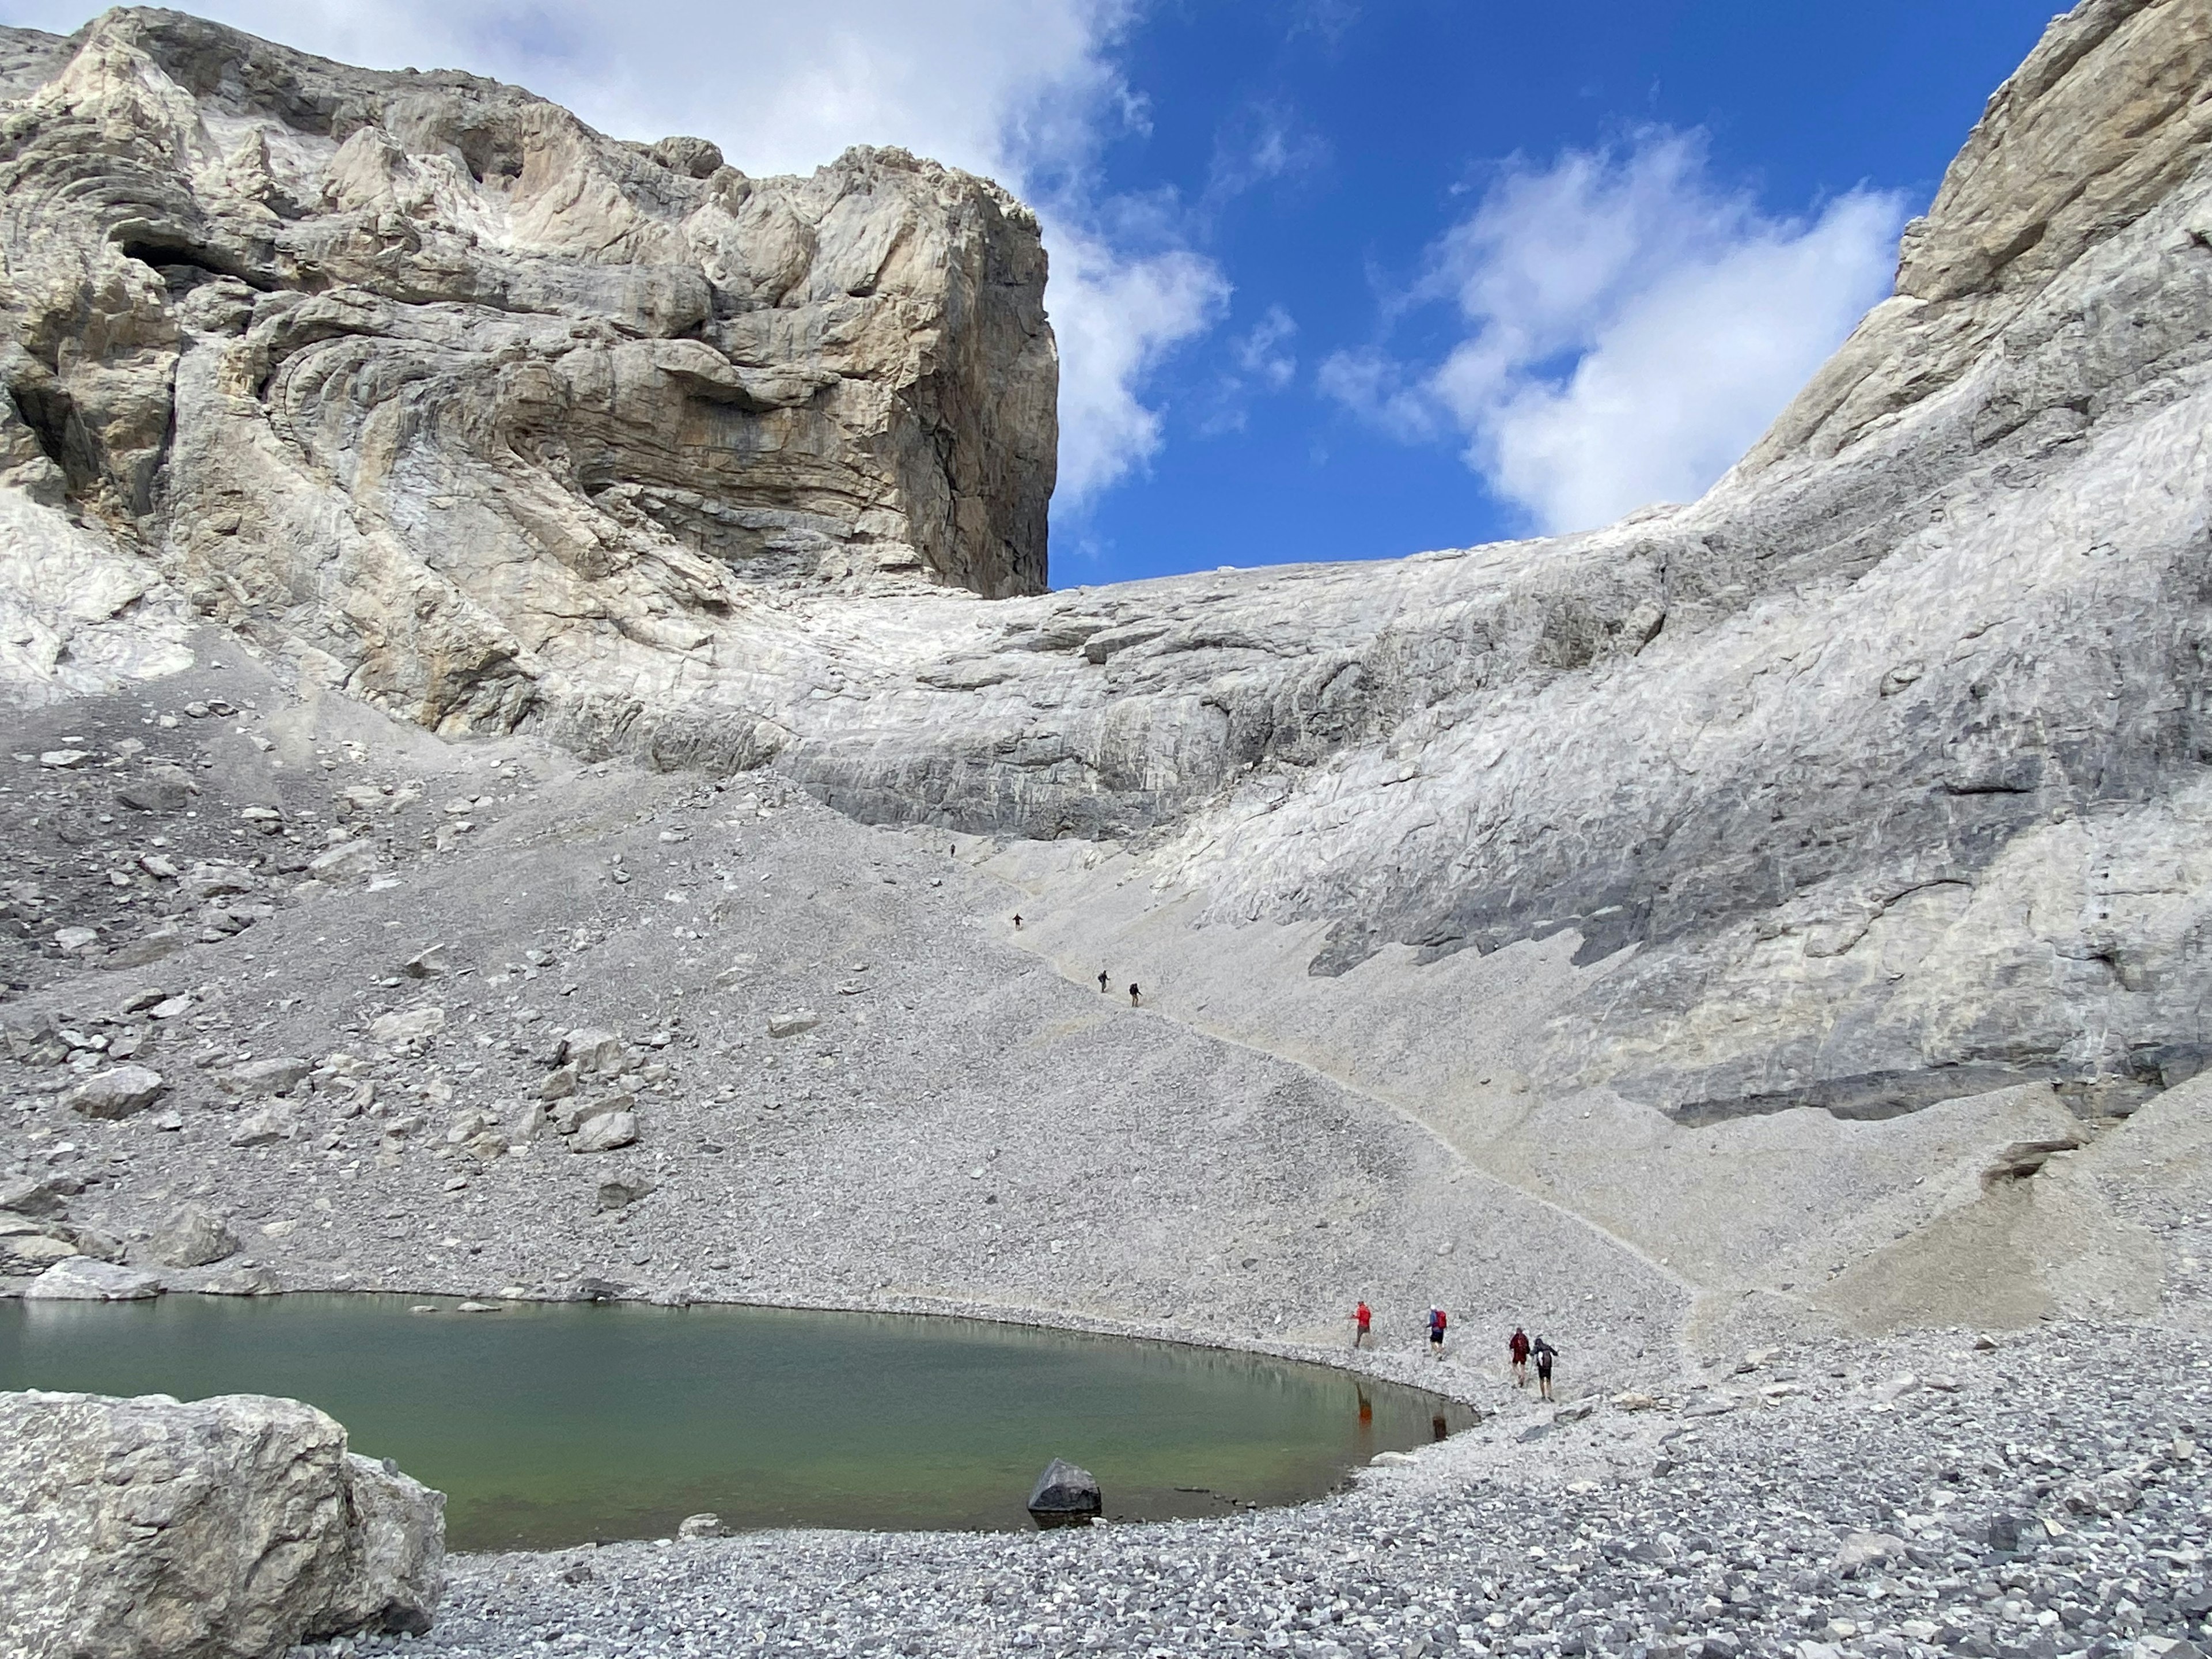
[1509,1325,1531,1387]
[1129,982,1141,1006]
[1532,1335,1558,1400]
[1352,1299,1372,1349]
[1097,969,1109,993]
[1427,1305,1447,1358]
[1013,913,1022,929]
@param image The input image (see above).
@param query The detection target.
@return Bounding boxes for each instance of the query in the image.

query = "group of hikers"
[1005,910,1145,1003]
[1351,1301,1559,1397]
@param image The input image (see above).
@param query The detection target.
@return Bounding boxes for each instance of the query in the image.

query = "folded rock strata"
[0,6,1054,731]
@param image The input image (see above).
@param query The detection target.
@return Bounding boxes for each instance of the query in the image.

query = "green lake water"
[0,1295,1473,1550]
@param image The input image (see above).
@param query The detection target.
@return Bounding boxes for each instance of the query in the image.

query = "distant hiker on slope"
[1129,983,1141,1006]
[1427,1305,1447,1358]
[1013,913,1022,929]
[1098,969,1109,993]
[1352,1299,1372,1349]
[1532,1335,1558,1400]
[1510,1325,1531,1387]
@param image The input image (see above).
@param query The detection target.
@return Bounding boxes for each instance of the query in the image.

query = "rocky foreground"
[300,1324,2209,1659]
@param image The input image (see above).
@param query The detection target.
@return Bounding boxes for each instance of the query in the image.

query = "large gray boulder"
[0,1390,445,1658]
[61,1065,167,1120]
[146,1202,240,1269]
[22,1257,160,1300]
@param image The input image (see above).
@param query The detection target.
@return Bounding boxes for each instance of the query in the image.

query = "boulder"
[369,1007,445,1045]
[676,1512,728,1539]
[0,1176,71,1219]
[595,1177,655,1212]
[147,1204,240,1269]
[571,1109,638,1154]
[306,841,384,882]
[220,1056,315,1098]
[0,1228,79,1274]
[1,1010,69,1066]
[767,1012,821,1039]
[115,764,196,812]
[1832,1531,1907,1576]
[1026,1457,1103,1522]
[24,1258,161,1300]
[0,1390,444,1656]
[228,1108,295,1148]
[562,1028,626,1075]
[62,1065,167,1119]
[198,1265,280,1297]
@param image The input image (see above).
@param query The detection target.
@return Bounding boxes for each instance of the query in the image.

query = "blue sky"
[6,0,2065,585]
[1060,1,2057,581]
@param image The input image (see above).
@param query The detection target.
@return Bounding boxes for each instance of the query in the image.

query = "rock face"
[789,0,2212,1127]
[0,1389,444,1657]
[0,6,1055,732]
[0,1,2177,1134]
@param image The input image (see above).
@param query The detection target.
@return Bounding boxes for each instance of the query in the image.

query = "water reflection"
[0,1295,1475,1549]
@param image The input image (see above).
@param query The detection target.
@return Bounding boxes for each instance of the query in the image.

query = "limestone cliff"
[0,6,1055,736]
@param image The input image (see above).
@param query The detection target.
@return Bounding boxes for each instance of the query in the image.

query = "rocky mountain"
[0,6,1055,741]
[0,0,2207,1373]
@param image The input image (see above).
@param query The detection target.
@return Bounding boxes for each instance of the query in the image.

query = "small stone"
[403,945,450,978]
[767,1012,821,1039]
[677,1513,727,1539]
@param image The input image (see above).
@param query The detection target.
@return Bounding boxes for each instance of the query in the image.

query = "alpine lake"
[0,1294,1475,1550]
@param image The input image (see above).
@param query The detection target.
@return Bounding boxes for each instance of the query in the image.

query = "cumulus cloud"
[1321,130,1907,533]
[9,0,1226,512]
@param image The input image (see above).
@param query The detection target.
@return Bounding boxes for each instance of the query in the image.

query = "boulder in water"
[1027,1457,1103,1524]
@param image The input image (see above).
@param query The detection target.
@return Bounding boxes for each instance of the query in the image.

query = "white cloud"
[1322,130,1907,533]
[1233,305,1299,392]
[1048,228,1230,500]
[9,0,1226,514]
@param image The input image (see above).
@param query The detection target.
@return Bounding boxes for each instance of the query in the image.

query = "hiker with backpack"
[1509,1325,1531,1387]
[1427,1305,1448,1358]
[1531,1335,1559,1400]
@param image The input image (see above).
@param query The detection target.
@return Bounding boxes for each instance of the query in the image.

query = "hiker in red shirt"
[1427,1305,1447,1358]
[1510,1325,1531,1387]
[1352,1300,1373,1349]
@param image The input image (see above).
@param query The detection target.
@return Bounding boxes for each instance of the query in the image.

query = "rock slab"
[0,1389,445,1658]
